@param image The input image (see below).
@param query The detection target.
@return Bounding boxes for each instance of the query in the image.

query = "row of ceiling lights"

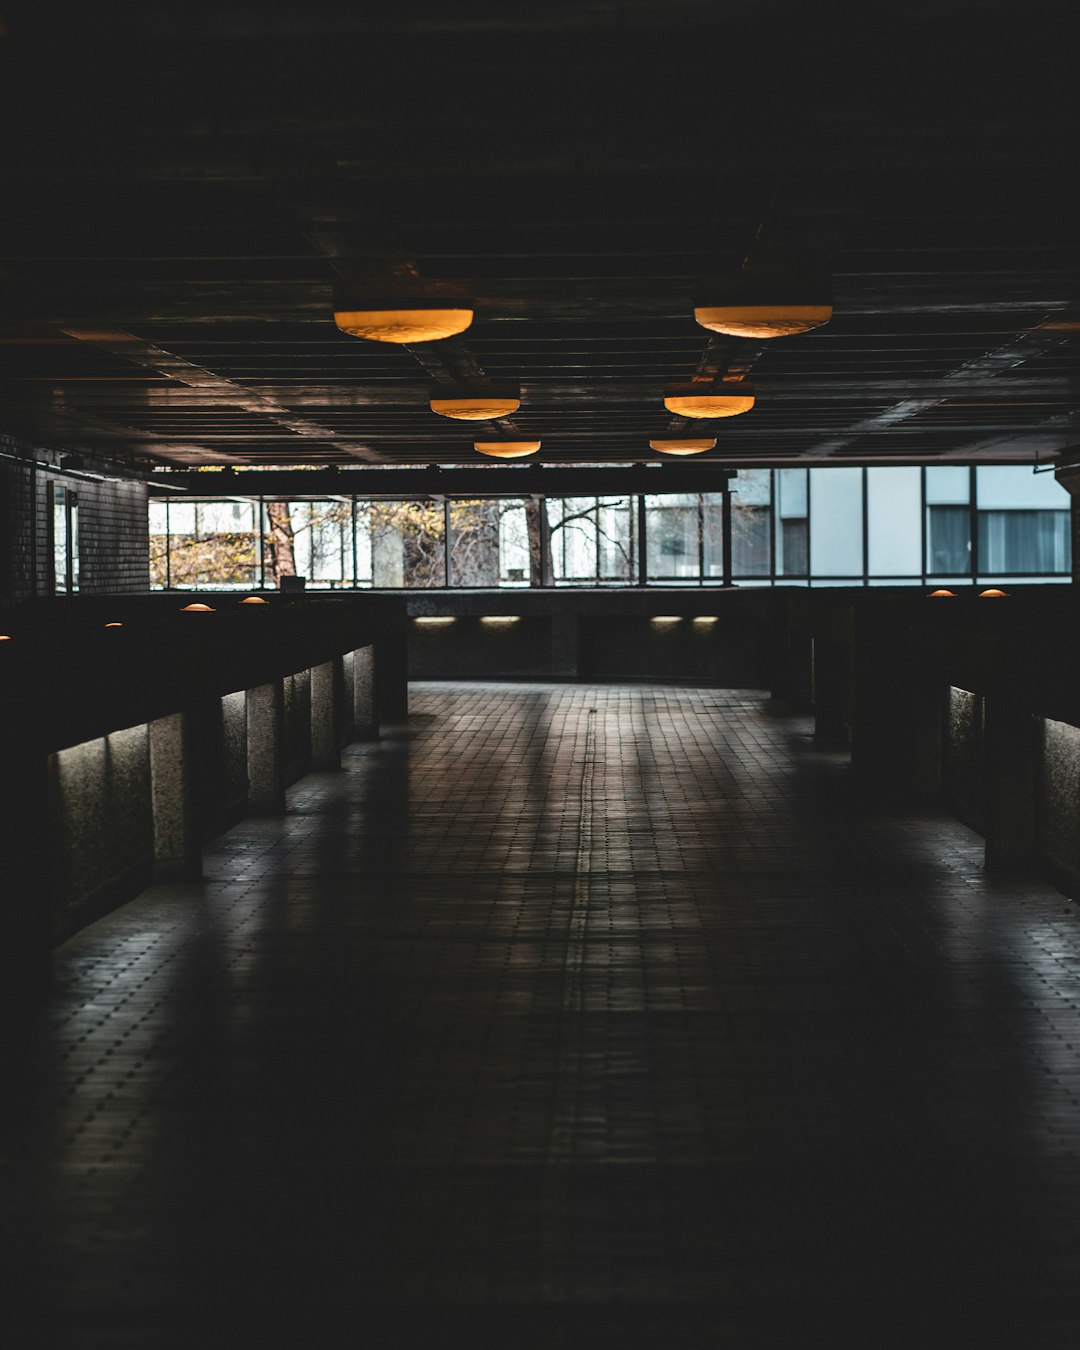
[332,300,832,458]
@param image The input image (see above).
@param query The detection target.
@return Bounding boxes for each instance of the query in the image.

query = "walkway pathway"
[5,684,1080,1346]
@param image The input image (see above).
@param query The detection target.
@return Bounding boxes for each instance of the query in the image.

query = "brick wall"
[0,433,150,601]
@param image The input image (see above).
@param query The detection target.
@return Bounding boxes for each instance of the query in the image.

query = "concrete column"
[1053,463,1080,583]
[813,637,851,749]
[550,612,579,678]
[247,679,285,814]
[376,618,409,722]
[1,751,54,997]
[352,645,378,740]
[150,712,201,880]
[310,657,342,770]
[984,697,1036,872]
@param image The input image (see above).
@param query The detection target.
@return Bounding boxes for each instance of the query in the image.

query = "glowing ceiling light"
[694,304,832,339]
[431,395,521,420]
[649,438,717,456]
[474,441,540,459]
[333,308,474,344]
[663,393,755,419]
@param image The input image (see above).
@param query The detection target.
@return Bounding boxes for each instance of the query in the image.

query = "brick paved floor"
[5,684,1080,1347]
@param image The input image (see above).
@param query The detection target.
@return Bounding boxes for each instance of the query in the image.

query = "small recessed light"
[413,616,456,626]
[692,615,719,625]
[651,616,682,626]
[480,615,520,626]
[104,621,123,628]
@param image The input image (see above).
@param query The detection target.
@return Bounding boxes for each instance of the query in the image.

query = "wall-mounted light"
[979,588,1009,598]
[333,308,474,344]
[694,304,832,339]
[649,438,717,456]
[928,589,957,598]
[413,616,456,627]
[240,596,269,604]
[692,616,719,626]
[431,395,520,420]
[181,603,215,612]
[104,621,123,628]
[480,615,521,627]
[663,393,755,419]
[0,634,11,642]
[474,441,540,458]
[650,616,682,626]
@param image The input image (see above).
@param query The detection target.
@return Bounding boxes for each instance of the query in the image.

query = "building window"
[50,483,80,594]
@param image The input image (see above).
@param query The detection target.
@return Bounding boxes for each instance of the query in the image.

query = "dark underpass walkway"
[6,684,1080,1347]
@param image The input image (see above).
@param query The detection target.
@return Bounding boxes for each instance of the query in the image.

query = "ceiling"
[1,0,1077,478]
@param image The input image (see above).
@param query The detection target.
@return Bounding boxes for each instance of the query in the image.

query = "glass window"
[732,470,771,578]
[776,469,808,577]
[978,510,1070,574]
[598,498,635,581]
[499,502,532,585]
[809,467,862,578]
[867,466,921,576]
[366,501,445,587]
[163,498,259,588]
[976,465,1069,509]
[449,500,502,586]
[646,494,698,581]
[702,493,725,580]
[927,505,971,575]
[925,465,970,504]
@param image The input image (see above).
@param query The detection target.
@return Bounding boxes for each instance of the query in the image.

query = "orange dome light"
[333,308,473,344]
[431,395,520,420]
[474,441,540,459]
[104,621,123,627]
[694,304,833,339]
[649,438,717,456]
[240,596,269,604]
[663,393,755,419]
[181,603,215,612]
[928,589,957,598]
[979,588,1009,598]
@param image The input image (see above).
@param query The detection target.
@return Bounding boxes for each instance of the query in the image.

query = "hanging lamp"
[649,438,717,456]
[431,394,521,420]
[334,307,473,343]
[474,441,540,459]
[663,392,755,419]
[694,304,832,339]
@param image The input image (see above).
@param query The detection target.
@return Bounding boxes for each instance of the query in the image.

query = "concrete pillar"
[310,657,342,770]
[247,680,285,814]
[813,637,851,748]
[1053,463,1080,582]
[352,645,378,740]
[550,612,579,678]
[984,697,1036,872]
[150,712,201,880]
[1,751,54,997]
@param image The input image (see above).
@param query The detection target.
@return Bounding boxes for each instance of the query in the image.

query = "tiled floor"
[5,683,1080,1346]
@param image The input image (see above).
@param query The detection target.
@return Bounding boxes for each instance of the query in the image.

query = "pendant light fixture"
[694,304,832,339]
[431,394,521,420]
[649,438,717,456]
[663,392,755,419]
[474,441,540,459]
[334,308,474,344]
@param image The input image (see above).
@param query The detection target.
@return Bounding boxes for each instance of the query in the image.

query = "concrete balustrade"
[0,595,407,979]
